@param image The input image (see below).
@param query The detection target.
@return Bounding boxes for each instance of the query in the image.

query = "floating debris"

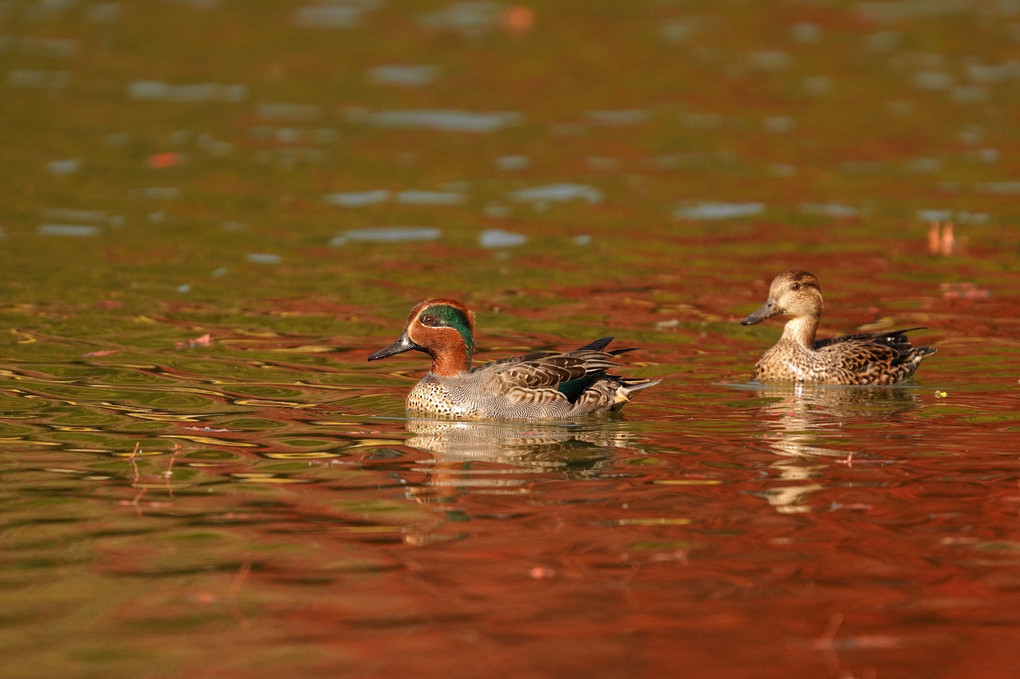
[479,228,527,248]
[418,2,506,34]
[396,190,466,205]
[7,69,69,89]
[501,5,534,35]
[147,153,183,169]
[245,253,282,265]
[952,86,989,103]
[175,333,212,350]
[659,19,697,44]
[323,189,466,207]
[331,227,441,246]
[482,203,511,218]
[323,189,390,207]
[940,282,991,300]
[800,203,860,219]
[256,103,322,120]
[916,209,988,225]
[84,349,119,358]
[905,157,942,173]
[509,183,603,206]
[789,22,823,44]
[127,80,248,103]
[89,2,122,23]
[674,202,765,220]
[912,71,954,91]
[802,75,833,97]
[495,155,530,171]
[47,158,81,175]
[43,208,111,223]
[292,2,378,29]
[197,132,233,155]
[927,221,955,255]
[770,164,799,177]
[762,116,795,133]
[346,107,522,133]
[17,36,79,59]
[748,51,792,71]
[38,224,100,237]
[130,187,181,200]
[977,181,1020,194]
[368,65,438,87]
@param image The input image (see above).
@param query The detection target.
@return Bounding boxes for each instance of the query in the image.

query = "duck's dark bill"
[741,300,779,326]
[367,333,419,361]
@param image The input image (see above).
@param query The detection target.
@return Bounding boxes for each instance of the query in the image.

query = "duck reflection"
[747,383,921,513]
[400,417,638,501]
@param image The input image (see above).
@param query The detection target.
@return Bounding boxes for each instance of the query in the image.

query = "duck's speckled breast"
[405,371,576,420]
[406,373,485,418]
[753,341,845,383]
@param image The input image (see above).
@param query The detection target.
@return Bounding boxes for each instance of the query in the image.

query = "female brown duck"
[741,270,935,385]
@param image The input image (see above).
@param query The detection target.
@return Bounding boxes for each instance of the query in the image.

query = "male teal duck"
[741,270,935,385]
[368,298,660,419]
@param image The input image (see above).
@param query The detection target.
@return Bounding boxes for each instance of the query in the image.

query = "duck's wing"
[812,327,928,350]
[815,328,936,381]
[474,337,618,371]
[482,340,622,402]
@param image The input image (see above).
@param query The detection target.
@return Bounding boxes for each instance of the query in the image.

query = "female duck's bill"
[368,298,660,420]
[741,297,780,326]
[740,270,935,385]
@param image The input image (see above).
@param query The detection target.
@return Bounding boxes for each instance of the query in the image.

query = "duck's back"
[815,329,935,385]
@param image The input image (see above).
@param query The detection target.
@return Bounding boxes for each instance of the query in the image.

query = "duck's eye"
[791,282,801,291]
[420,314,438,326]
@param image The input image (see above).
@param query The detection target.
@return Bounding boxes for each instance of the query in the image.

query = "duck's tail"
[612,378,662,405]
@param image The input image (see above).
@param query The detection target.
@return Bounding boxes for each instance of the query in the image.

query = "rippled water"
[2,1,1019,678]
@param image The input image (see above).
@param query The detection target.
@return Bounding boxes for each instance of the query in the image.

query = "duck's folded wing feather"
[488,349,619,392]
[816,329,933,375]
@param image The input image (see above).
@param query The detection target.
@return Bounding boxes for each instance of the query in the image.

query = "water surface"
[1,2,1019,678]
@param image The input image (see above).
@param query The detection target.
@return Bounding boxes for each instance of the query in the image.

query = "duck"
[741,270,935,384]
[368,298,660,419]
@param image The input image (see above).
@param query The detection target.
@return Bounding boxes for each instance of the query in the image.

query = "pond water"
[2,1,1019,678]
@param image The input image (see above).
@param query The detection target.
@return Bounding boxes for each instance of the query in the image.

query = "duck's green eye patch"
[421,304,474,354]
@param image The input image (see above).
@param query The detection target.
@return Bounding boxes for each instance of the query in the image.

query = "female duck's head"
[742,270,823,326]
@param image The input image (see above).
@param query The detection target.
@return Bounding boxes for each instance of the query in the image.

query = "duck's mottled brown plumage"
[368,299,660,420]
[741,270,935,385]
